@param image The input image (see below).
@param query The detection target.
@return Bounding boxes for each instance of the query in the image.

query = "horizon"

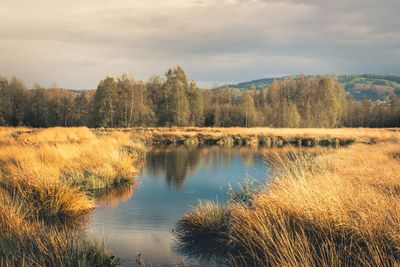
[1,0,399,89]
[2,71,400,90]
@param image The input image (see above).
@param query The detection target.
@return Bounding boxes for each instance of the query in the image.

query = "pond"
[88,146,272,266]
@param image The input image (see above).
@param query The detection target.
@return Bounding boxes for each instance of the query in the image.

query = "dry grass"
[132,126,398,140]
[176,201,231,263]
[98,127,400,146]
[0,127,145,265]
[0,127,143,192]
[177,201,230,243]
[2,126,399,265]
[177,142,400,266]
[0,192,117,266]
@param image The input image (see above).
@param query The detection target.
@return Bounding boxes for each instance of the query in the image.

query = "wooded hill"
[220,74,400,101]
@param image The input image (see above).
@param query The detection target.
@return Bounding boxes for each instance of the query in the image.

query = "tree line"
[0,66,399,128]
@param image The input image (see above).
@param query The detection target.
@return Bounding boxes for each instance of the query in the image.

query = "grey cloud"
[0,0,399,88]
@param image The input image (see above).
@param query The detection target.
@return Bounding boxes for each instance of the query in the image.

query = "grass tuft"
[176,201,230,243]
[0,127,145,265]
[177,143,400,266]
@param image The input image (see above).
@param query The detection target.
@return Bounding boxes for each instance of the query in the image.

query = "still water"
[88,146,272,266]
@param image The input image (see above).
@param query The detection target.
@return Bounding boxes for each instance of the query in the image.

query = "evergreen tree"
[188,81,204,126]
[92,77,117,127]
[72,91,91,126]
[146,75,164,122]
[116,74,135,127]
[30,83,48,127]
[8,77,29,126]
[163,66,190,126]
[0,76,10,125]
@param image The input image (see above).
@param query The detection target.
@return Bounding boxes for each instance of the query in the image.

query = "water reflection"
[147,146,267,190]
[95,183,137,208]
[147,146,202,189]
[88,145,270,266]
[175,236,231,266]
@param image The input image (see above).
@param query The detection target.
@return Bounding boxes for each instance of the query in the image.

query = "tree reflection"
[95,183,137,208]
[146,146,202,189]
[145,145,263,190]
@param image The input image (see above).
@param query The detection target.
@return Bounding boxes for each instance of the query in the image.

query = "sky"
[0,0,399,89]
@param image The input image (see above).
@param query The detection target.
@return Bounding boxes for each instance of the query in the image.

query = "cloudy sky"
[0,0,399,88]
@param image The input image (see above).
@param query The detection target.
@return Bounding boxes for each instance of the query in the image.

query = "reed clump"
[177,143,400,266]
[0,192,117,266]
[0,127,145,265]
[176,201,230,244]
[176,201,232,263]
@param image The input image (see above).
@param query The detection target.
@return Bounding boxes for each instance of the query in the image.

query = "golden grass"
[0,127,145,265]
[2,126,399,265]
[177,201,230,242]
[130,126,398,139]
[177,143,400,266]
[0,193,117,266]
[0,126,144,218]
[0,127,143,189]
[98,127,400,146]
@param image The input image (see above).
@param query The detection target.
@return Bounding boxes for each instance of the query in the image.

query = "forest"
[0,66,399,128]
[228,74,400,101]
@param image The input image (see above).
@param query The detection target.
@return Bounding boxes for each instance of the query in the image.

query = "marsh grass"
[0,127,145,265]
[99,127,399,147]
[0,127,143,214]
[175,201,231,263]
[176,201,230,243]
[2,126,399,265]
[177,143,400,266]
[0,191,118,266]
[1,178,92,220]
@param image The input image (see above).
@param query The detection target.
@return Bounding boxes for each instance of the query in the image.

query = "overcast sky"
[0,0,399,88]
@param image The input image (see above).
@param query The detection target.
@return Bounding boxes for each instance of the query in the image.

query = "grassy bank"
[0,194,117,266]
[2,126,399,265]
[97,127,399,147]
[177,142,400,266]
[0,127,145,265]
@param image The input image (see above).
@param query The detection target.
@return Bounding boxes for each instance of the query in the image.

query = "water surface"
[88,146,272,266]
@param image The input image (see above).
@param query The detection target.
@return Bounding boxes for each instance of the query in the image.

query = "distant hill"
[215,74,400,101]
